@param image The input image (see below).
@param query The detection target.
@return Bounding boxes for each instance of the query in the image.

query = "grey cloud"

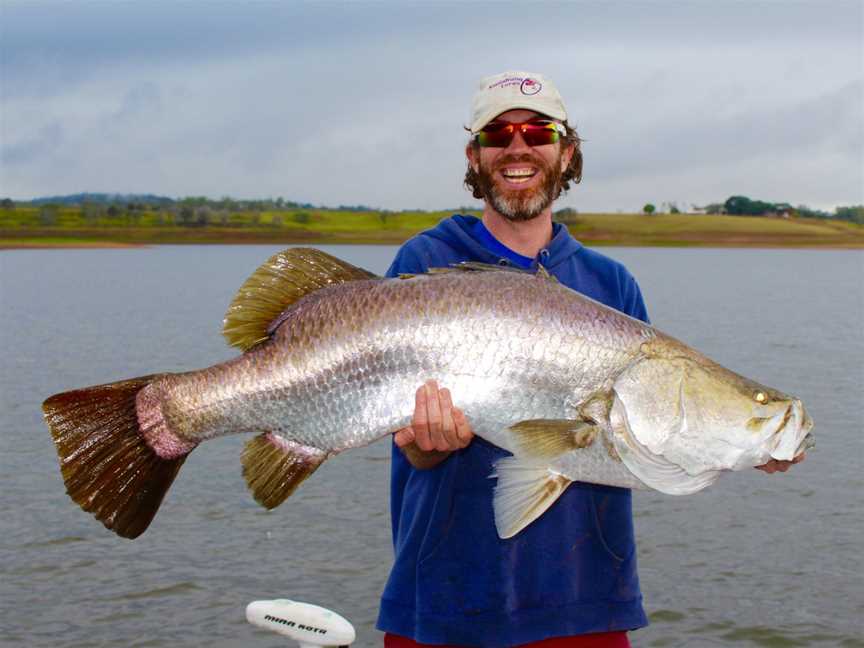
[2,121,65,166]
[111,82,163,122]
[1,1,862,209]
[588,81,863,182]
[3,1,860,98]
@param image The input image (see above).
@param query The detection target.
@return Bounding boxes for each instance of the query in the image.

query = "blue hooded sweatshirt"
[376,215,649,647]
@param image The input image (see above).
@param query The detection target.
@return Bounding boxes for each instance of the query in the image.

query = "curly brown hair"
[463,121,583,200]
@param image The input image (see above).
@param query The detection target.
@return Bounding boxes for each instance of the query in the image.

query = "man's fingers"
[394,426,415,448]
[409,380,474,453]
[439,388,458,447]
[452,407,473,447]
[413,384,433,451]
[424,380,447,451]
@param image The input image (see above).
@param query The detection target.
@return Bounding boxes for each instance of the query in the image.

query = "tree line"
[639,196,862,224]
[3,194,862,226]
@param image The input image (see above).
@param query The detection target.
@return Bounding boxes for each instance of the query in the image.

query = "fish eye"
[754,391,769,404]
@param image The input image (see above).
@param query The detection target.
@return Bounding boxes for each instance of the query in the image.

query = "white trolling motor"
[246,599,356,647]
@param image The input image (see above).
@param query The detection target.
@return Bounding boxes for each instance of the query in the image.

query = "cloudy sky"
[2,1,862,212]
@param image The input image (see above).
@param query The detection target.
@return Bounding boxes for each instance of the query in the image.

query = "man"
[376,71,801,648]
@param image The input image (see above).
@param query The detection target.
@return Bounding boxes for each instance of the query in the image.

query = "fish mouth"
[769,399,813,461]
[795,432,816,456]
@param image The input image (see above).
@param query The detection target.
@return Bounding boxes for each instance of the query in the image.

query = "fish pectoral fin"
[508,418,599,459]
[223,248,378,352]
[241,433,328,509]
[492,458,572,539]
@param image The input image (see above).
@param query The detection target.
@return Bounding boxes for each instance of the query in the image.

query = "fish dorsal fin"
[492,457,572,538]
[421,262,524,276]
[536,264,558,282]
[241,433,328,509]
[508,418,599,459]
[426,261,556,281]
[223,247,378,351]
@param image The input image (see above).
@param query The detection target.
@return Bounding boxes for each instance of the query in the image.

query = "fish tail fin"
[42,374,191,539]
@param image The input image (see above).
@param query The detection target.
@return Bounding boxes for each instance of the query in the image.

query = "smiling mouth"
[500,168,538,184]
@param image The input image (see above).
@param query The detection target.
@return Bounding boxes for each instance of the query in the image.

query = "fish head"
[673,358,814,468]
[611,335,814,487]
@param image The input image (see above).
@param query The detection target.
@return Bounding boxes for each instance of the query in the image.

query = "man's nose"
[504,128,531,154]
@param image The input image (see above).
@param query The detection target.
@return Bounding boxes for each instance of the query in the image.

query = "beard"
[475,151,564,222]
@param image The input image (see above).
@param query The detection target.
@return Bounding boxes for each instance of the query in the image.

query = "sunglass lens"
[477,121,561,147]
[522,123,560,146]
[477,123,513,147]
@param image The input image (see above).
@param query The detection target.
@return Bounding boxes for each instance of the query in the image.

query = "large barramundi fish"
[43,248,813,539]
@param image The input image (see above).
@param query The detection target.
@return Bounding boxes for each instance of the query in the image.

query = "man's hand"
[756,454,806,474]
[394,380,474,469]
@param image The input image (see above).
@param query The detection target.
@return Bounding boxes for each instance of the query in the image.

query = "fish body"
[43,248,813,539]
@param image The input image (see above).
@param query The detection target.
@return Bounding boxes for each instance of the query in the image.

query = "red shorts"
[384,631,631,648]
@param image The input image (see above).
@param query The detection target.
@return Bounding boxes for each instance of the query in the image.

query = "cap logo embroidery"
[520,78,542,95]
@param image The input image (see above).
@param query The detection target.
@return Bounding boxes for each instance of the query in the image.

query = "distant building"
[768,203,794,218]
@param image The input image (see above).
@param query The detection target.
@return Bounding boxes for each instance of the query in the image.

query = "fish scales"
[147,271,649,455]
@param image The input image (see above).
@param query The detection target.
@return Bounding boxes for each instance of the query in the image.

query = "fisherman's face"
[467,109,574,222]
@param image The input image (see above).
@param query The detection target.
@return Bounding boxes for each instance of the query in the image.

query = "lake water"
[1,245,862,648]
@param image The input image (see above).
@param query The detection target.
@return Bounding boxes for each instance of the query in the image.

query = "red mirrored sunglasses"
[474,120,566,148]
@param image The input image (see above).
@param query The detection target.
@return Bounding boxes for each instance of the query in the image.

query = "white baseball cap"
[470,71,568,133]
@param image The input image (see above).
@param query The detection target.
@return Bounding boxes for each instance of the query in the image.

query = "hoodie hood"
[423,215,583,270]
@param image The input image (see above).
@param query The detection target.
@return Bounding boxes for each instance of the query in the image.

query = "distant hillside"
[29,193,175,206]
[1,206,861,249]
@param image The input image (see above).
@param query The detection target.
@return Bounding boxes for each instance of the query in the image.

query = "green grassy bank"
[1,207,861,248]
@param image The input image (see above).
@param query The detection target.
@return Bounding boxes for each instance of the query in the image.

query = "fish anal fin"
[241,433,328,509]
[223,248,378,352]
[492,458,572,538]
[509,418,598,459]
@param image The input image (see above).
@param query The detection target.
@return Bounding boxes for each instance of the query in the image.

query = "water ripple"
[117,582,203,601]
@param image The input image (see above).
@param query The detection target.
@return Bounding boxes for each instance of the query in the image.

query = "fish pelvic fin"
[241,433,327,509]
[492,458,572,539]
[42,375,191,539]
[223,248,379,352]
[508,418,599,459]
